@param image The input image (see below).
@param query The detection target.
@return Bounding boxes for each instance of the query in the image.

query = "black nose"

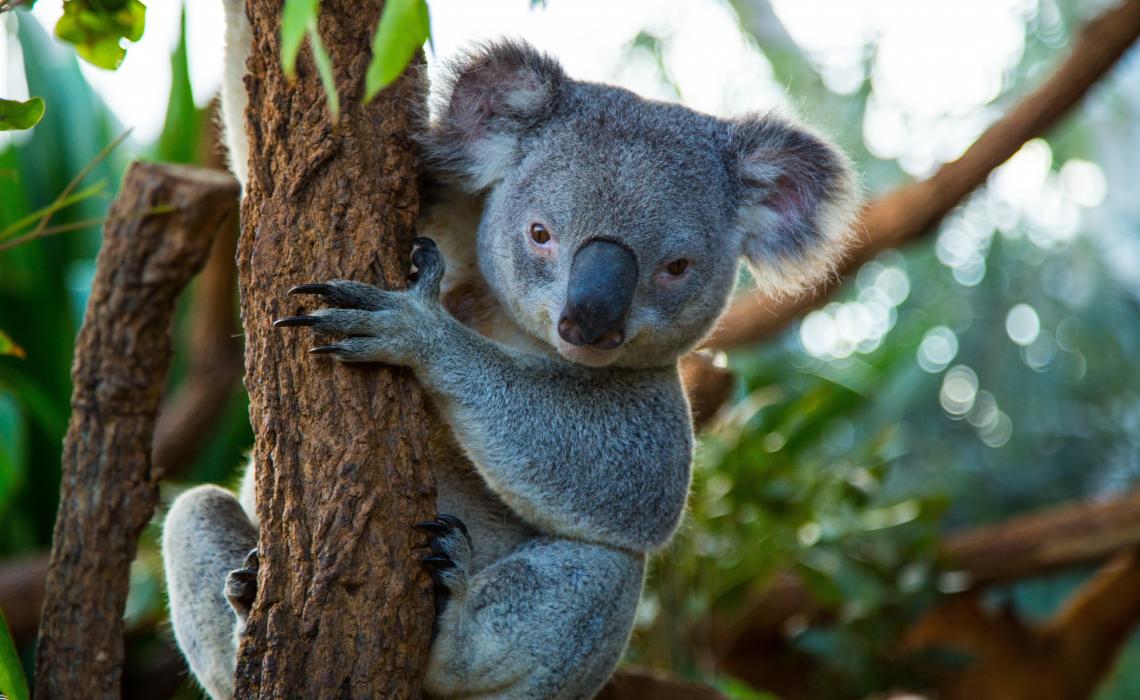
[558,239,637,350]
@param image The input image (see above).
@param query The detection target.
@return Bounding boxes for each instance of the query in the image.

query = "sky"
[2,0,1061,171]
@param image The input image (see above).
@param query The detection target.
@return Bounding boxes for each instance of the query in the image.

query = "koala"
[161,4,859,699]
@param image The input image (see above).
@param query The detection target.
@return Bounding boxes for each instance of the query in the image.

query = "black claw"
[414,520,450,535]
[289,283,333,296]
[422,554,455,569]
[309,345,341,355]
[435,513,469,537]
[243,548,259,571]
[413,236,436,249]
[273,316,319,328]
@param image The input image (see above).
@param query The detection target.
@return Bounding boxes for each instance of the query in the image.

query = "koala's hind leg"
[163,485,257,700]
[422,535,645,700]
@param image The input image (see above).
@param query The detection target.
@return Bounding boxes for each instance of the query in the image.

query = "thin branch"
[33,162,238,699]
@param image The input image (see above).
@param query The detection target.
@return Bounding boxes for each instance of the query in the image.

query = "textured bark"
[705,0,1140,350]
[231,0,436,697]
[34,162,238,699]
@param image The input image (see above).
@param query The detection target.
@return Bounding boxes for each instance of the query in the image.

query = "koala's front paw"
[415,514,472,603]
[274,238,446,366]
[224,548,259,623]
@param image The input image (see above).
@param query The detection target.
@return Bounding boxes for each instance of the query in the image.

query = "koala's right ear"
[423,41,566,191]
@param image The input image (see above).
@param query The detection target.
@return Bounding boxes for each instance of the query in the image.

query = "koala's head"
[422,41,859,369]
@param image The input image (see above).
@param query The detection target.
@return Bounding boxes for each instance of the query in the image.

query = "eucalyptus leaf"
[307,25,340,121]
[55,0,146,70]
[365,0,430,102]
[0,609,28,700]
[0,97,44,131]
[280,0,318,79]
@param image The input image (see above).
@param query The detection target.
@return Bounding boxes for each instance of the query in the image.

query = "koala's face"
[477,98,740,367]
[424,42,858,368]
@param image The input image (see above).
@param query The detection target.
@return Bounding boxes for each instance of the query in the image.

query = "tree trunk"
[232,0,436,697]
[34,162,237,699]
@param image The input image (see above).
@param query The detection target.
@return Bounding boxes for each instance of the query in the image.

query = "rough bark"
[231,0,436,697]
[705,0,1140,350]
[33,162,238,699]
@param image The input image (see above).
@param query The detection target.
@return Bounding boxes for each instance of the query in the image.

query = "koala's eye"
[665,259,690,276]
[529,223,551,245]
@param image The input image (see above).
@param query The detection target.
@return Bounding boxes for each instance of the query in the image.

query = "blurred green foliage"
[54,0,145,70]
[2,2,1140,699]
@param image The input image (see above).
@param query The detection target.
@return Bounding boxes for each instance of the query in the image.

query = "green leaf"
[0,609,29,700]
[0,330,23,360]
[0,97,44,131]
[55,0,146,70]
[364,0,430,102]
[307,24,340,121]
[280,0,318,79]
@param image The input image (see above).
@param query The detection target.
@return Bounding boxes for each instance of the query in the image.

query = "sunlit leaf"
[280,0,318,79]
[364,0,430,102]
[0,97,44,131]
[55,0,146,70]
[0,331,23,360]
[308,25,340,121]
[0,609,29,700]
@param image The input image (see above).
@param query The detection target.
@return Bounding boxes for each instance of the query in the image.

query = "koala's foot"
[274,239,446,365]
[224,547,259,622]
[415,514,472,607]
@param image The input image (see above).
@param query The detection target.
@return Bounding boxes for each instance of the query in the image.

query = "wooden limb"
[33,163,238,699]
[0,552,48,647]
[680,352,735,431]
[705,0,1140,350]
[942,488,1140,585]
[900,549,1140,700]
[717,489,1140,655]
[231,1,436,697]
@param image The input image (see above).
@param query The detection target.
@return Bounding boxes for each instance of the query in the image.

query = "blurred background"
[1,0,1139,698]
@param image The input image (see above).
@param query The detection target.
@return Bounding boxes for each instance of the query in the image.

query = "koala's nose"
[558,239,637,350]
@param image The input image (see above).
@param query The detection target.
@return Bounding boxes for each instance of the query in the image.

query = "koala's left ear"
[726,114,860,295]
[423,40,566,191]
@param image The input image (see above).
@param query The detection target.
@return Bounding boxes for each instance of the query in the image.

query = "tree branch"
[33,162,238,699]
[715,489,1140,656]
[705,0,1140,350]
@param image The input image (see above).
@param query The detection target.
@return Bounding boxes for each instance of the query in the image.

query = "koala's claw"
[415,513,472,596]
[308,344,342,355]
[273,315,320,328]
[410,237,444,301]
[224,547,260,622]
[288,283,333,297]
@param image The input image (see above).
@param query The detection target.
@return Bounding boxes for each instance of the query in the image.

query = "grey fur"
[163,10,859,699]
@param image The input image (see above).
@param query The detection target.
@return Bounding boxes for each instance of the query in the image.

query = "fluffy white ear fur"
[220,0,251,191]
[422,40,565,191]
[728,114,861,297]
